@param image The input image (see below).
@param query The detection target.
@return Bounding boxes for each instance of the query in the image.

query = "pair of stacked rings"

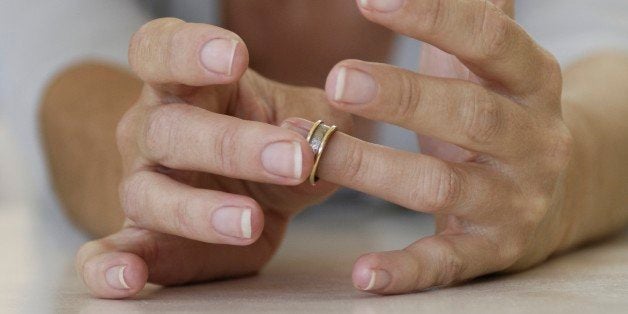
[306,120,338,186]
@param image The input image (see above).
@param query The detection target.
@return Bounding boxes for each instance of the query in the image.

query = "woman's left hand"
[306,0,575,293]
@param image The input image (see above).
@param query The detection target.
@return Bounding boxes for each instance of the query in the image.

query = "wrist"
[554,99,597,251]
[556,52,628,250]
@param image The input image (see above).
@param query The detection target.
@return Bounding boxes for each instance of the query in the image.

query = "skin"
[38,0,628,299]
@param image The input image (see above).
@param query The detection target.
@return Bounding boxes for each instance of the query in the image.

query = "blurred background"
[0,1,627,312]
[0,0,424,238]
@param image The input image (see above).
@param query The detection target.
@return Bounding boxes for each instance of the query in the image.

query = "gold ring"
[306,120,338,185]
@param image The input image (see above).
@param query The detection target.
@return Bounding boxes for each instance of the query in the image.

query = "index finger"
[357,0,558,97]
[129,18,249,89]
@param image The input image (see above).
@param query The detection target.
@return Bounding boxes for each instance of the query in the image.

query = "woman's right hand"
[76,18,352,299]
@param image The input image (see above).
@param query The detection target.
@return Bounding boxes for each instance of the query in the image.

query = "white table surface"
[1,190,628,314]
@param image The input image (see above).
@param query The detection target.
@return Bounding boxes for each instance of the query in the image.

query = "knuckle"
[475,5,512,61]
[143,105,187,163]
[212,123,241,175]
[530,50,564,101]
[543,124,574,173]
[338,141,368,185]
[395,73,422,123]
[543,51,563,88]
[431,239,465,286]
[171,196,197,237]
[80,252,100,278]
[552,126,574,166]
[413,162,462,212]
[76,240,102,271]
[519,194,550,231]
[119,172,152,221]
[395,251,422,291]
[459,88,503,145]
[418,0,447,36]
[438,255,464,286]
[362,252,386,269]
[498,236,528,265]
[132,229,160,268]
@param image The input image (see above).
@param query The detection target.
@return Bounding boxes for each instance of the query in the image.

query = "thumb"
[76,226,277,299]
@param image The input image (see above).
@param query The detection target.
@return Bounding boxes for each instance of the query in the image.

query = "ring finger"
[282,118,513,216]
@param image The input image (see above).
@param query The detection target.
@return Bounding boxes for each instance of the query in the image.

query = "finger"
[325,60,535,157]
[77,225,284,299]
[129,18,249,88]
[282,118,512,215]
[352,234,508,294]
[120,171,263,244]
[418,0,515,82]
[356,0,557,96]
[128,103,313,185]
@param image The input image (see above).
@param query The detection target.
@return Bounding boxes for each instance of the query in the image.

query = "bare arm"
[38,50,628,249]
[39,62,141,237]
[559,51,628,249]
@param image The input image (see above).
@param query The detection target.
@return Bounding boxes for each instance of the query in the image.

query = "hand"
[308,0,572,293]
[76,18,351,299]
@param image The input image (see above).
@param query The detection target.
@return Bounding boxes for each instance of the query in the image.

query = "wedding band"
[306,120,337,185]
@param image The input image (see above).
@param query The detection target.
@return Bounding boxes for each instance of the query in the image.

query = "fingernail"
[105,265,130,290]
[261,141,302,179]
[212,207,252,239]
[200,38,238,75]
[359,0,405,12]
[334,67,378,104]
[363,269,392,291]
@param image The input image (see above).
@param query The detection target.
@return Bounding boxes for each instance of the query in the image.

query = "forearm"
[560,51,628,250]
[39,62,141,238]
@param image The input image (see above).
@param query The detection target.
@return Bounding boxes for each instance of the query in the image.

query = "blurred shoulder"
[516,0,628,65]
